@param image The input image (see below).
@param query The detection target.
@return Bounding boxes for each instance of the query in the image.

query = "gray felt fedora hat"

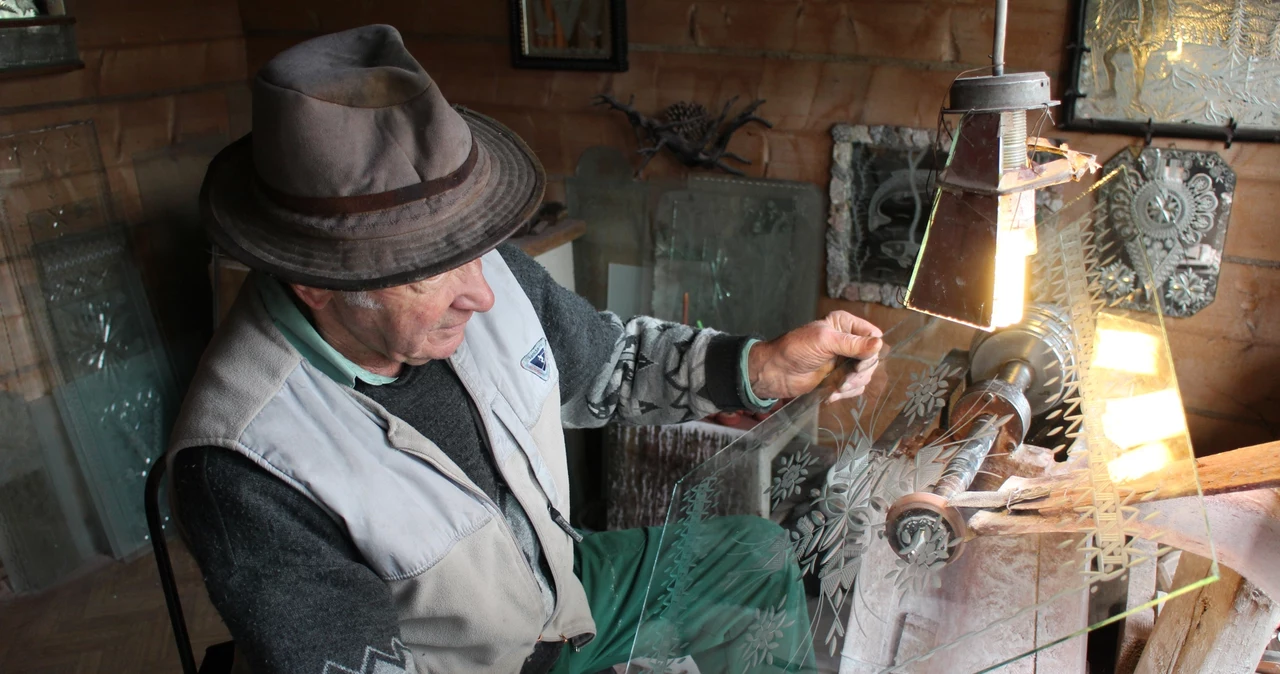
[200,24,545,290]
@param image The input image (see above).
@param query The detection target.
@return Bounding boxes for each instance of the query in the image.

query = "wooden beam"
[952,440,1280,513]
[1135,553,1280,674]
[1116,538,1159,674]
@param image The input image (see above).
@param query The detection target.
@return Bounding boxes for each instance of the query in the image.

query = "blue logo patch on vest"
[521,338,550,381]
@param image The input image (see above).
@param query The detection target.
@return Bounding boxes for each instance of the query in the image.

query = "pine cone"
[662,101,713,142]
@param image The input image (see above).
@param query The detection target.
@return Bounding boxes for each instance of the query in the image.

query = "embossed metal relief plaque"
[1070,0,1280,137]
[1095,147,1235,317]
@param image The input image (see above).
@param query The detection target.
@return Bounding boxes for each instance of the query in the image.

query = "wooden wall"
[235,0,1279,456]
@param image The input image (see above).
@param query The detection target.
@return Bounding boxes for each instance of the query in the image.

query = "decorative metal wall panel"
[1094,147,1235,317]
[625,172,1218,674]
[826,125,943,307]
[0,122,178,560]
[652,176,824,339]
[1070,0,1280,137]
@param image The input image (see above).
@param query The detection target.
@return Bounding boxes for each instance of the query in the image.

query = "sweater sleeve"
[496,244,772,429]
[172,447,416,674]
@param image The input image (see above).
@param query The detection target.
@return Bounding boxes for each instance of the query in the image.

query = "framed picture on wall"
[509,0,627,72]
[1061,0,1280,143]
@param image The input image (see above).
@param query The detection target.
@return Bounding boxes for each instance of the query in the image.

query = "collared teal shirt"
[255,273,398,387]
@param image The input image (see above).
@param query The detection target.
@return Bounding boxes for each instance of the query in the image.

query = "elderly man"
[171,25,881,674]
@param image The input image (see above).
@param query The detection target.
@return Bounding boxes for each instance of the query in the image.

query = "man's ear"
[289,284,334,311]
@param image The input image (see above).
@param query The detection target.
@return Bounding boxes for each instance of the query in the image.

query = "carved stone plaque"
[1095,147,1235,317]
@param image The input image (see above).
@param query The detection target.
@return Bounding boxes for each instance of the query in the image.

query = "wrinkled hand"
[747,311,883,403]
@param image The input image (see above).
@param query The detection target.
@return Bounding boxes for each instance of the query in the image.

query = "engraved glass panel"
[0,122,179,561]
[1073,0,1280,132]
[625,172,1218,673]
[651,176,824,339]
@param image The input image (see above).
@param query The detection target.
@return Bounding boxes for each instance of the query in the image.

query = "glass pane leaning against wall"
[0,122,181,591]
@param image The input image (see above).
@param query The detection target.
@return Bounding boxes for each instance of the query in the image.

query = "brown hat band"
[256,139,479,217]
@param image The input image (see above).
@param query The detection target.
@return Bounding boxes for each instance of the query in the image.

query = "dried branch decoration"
[593,94,773,176]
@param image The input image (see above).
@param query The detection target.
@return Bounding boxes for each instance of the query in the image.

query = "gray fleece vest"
[168,251,596,673]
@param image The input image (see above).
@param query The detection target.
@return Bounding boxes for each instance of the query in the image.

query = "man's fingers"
[824,310,883,339]
[826,385,866,403]
[833,331,882,360]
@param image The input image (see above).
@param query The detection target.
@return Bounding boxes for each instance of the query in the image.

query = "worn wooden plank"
[1135,553,1280,674]
[97,38,248,99]
[1164,261,1280,348]
[970,489,1280,603]
[958,440,1280,511]
[1167,332,1280,427]
[1225,179,1280,263]
[173,90,235,143]
[628,0,1066,75]
[0,49,104,111]
[1116,538,1160,674]
[75,0,244,48]
[1185,411,1276,457]
[1032,532,1091,673]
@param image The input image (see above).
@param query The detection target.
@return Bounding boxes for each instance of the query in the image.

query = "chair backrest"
[144,457,203,674]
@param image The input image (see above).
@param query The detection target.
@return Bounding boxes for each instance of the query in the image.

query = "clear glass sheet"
[651,176,824,340]
[625,168,1216,674]
[567,146,683,316]
[0,122,178,560]
[0,391,86,591]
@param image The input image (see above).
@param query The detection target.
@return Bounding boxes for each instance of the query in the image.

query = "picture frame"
[1061,0,1280,144]
[0,0,82,80]
[508,0,627,72]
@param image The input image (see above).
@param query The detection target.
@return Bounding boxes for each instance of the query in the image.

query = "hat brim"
[201,108,545,291]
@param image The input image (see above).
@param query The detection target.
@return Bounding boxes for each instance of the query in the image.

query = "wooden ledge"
[511,219,587,258]
[0,61,84,81]
[0,15,76,29]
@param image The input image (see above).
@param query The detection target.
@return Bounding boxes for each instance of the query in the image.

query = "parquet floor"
[0,541,230,674]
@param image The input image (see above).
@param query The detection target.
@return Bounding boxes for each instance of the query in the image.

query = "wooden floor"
[0,542,230,674]
[0,543,844,674]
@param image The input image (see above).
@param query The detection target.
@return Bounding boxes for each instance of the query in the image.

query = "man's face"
[292,258,495,369]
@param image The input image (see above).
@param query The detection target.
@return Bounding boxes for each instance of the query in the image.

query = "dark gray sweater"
[173,244,762,674]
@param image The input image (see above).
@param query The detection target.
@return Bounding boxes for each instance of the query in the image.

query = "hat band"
[256,139,478,216]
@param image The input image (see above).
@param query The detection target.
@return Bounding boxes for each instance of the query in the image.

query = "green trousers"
[550,515,816,674]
